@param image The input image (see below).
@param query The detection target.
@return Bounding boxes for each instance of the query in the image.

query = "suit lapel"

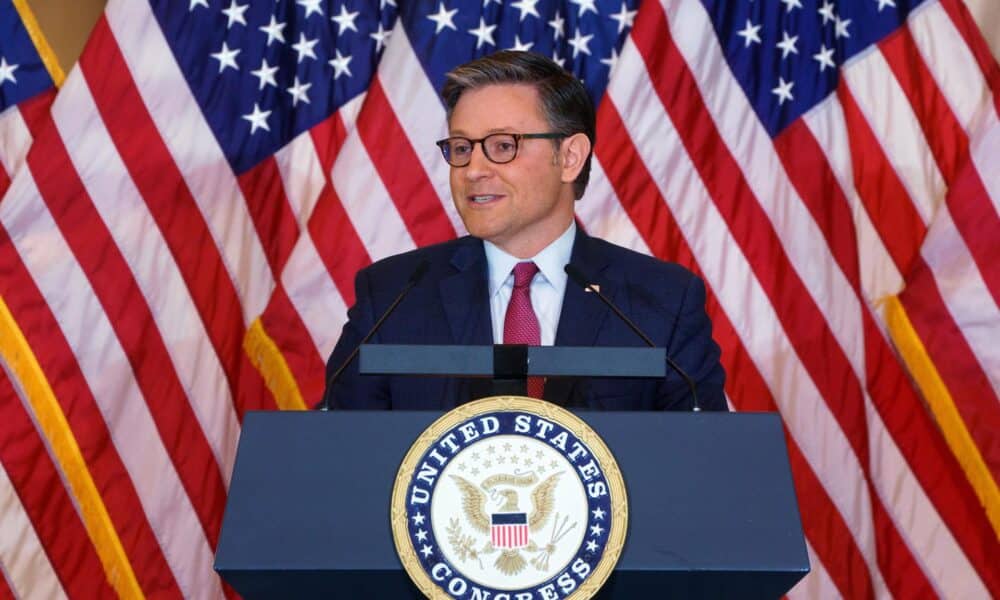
[547,230,618,406]
[440,238,492,346]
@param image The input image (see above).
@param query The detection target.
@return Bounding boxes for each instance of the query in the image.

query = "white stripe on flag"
[378,25,466,235]
[841,50,943,226]
[332,127,416,263]
[920,209,1000,394]
[275,129,327,230]
[0,459,67,600]
[577,159,652,256]
[910,3,1000,216]
[0,106,32,179]
[282,232,349,358]
[801,99,905,305]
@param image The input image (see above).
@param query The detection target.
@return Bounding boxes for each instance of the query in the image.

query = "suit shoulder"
[590,236,698,283]
[357,236,479,285]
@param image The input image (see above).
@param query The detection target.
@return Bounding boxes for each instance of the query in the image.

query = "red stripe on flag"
[12,89,56,137]
[357,78,457,246]
[238,156,301,277]
[836,85,927,273]
[0,165,9,198]
[0,374,115,598]
[630,4,936,595]
[309,115,371,305]
[259,285,328,405]
[596,99,876,600]
[79,17,273,419]
[881,27,1000,307]
[773,120,861,289]
[0,228,181,596]
[24,109,228,550]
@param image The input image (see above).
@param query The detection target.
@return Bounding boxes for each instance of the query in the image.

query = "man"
[323,51,726,410]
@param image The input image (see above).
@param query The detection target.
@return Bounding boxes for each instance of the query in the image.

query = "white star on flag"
[834,16,852,39]
[568,29,594,58]
[468,18,497,50]
[877,0,897,11]
[813,44,836,72]
[296,0,323,18]
[331,5,360,34]
[609,2,637,35]
[818,1,836,24]
[737,19,762,47]
[370,22,392,53]
[210,42,240,73]
[188,0,208,10]
[329,50,353,79]
[242,103,271,133]
[570,0,598,18]
[291,33,318,63]
[221,0,248,28]
[776,31,799,59]
[286,77,311,106]
[427,3,458,34]
[772,77,794,104]
[510,35,534,52]
[511,0,540,22]
[549,12,566,40]
[259,16,286,46]
[250,58,278,90]
[0,57,18,85]
[780,0,803,11]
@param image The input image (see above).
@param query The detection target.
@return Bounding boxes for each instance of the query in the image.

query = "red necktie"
[503,262,544,398]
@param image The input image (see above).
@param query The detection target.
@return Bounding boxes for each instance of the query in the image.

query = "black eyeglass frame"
[435,132,564,167]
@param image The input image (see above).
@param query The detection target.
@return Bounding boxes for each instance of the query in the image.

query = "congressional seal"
[391,396,628,599]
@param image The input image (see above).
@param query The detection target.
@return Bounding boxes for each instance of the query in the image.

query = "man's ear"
[559,132,591,184]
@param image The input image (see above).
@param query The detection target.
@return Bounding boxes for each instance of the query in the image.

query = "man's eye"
[452,144,472,155]
[494,142,515,152]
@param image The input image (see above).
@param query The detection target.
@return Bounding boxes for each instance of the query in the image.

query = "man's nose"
[463,143,493,178]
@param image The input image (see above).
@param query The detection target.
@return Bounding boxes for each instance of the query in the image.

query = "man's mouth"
[469,194,502,204]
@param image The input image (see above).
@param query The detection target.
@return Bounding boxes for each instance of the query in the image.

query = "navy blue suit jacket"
[322,230,726,410]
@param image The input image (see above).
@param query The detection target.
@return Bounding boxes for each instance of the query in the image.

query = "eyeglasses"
[435,133,564,167]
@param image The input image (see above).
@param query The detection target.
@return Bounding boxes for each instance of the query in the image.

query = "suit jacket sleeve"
[662,273,726,411]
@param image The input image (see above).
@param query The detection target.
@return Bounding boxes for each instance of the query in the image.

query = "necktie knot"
[512,261,539,289]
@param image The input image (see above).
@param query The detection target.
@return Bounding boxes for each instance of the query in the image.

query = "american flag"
[0,0,997,597]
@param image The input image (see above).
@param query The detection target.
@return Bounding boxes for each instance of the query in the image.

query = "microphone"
[321,260,430,411]
[564,263,701,411]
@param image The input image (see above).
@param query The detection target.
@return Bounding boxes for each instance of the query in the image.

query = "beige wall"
[25,0,106,76]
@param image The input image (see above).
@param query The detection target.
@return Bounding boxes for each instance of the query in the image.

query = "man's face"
[447,84,577,258]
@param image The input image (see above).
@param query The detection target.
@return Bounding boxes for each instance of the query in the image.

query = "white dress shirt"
[483,222,576,345]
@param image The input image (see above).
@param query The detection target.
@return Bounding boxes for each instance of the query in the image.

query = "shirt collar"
[484,221,576,297]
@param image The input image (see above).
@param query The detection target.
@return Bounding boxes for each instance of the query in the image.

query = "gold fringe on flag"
[243,318,307,411]
[11,0,66,87]
[0,296,144,598]
[885,295,1000,538]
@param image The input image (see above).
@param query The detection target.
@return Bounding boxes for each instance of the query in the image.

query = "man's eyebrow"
[447,126,524,137]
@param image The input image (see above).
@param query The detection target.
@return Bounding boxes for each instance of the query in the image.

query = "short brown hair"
[441,51,595,200]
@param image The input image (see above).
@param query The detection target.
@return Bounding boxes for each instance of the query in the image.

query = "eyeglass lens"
[441,134,519,166]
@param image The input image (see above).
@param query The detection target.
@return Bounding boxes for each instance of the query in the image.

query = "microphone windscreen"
[564,263,589,289]
[409,260,430,285]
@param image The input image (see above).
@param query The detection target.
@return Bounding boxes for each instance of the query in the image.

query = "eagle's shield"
[490,512,529,549]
